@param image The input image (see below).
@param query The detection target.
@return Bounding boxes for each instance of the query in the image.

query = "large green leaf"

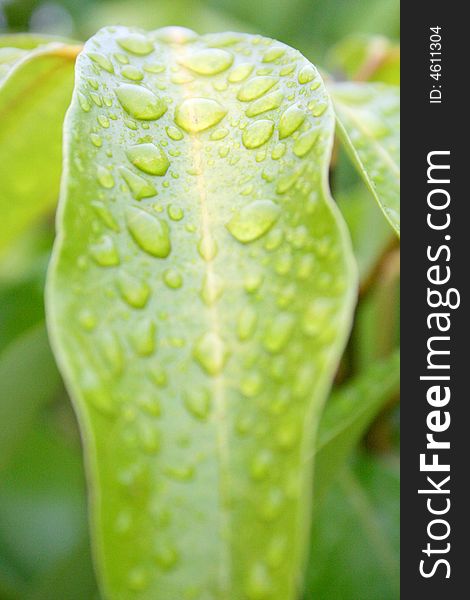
[47,26,357,599]
[330,82,400,235]
[313,350,399,505]
[0,39,80,255]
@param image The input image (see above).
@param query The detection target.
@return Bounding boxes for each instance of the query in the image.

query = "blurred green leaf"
[327,34,400,84]
[305,452,399,600]
[0,418,88,580]
[26,540,99,600]
[354,249,400,369]
[330,82,400,234]
[47,26,357,600]
[0,323,61,470]
[337,184,392,282]
[313,350,399,505]
[0,40,79,255]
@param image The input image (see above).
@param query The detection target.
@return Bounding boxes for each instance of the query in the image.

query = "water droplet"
[78,308,96,331]
[97,165,114,189]
[293,129,318,157]
[126,143,169,176]
[193,331,228,375]
[266,536,287,569]
[240,372,262,397]
[228,63,254,83]
[245,91,283,118]
[88,52,114,73]
[149,364,167,387]
[138,394,162,417]
[237,76,278,102]
[245,563,272,599]
[163,268,183,289]
[121,65,144,81]
[227,200,280,243]
[166,125,183,140]
[237,306,257,340]
[126,207,171,257]
[263,46,286,62]
[210,127,229,140]
[242,119,274,149]
[250,449,273,481]
[200,272,224,305]
[180,48,233,75]
[78,92,91,112]
[97,114,110,128]
[175,98,227,133]
[271,142,286,160]
[244,272,263,293]
[114,52,129,64]
[98,330,124,374]
[90,133,102,147]
[90,235,119,266]
[117,271,150,308]
[167,204,184,221]
[259,488,284,522]
[131,318,156,356]
[165,464,195,481]
[154,542,179,570]
[139,422,161,454]
[279,104,306,139]
[263,312,295,353]
[311,102,327,117]
[298,65,315,84]
[118,33,154,55]
[116,84,167,120]
[120,167,156,199]
[276,421,298,451]
[264,228,284,251]
[127,566,149,591]
[296,254,315,280]
[89,92,102,107]
[184,387,211,420]
[197,235,218,261]
[275,251,293,275]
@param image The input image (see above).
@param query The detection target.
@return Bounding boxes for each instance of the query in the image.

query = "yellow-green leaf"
[47,26,357,600]
[0,39,80,255]
[330,82,400,235]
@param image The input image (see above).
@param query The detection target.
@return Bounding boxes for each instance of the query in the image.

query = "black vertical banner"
[401,3,469,599]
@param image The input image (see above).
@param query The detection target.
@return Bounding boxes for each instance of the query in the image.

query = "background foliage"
[0,1,399,598]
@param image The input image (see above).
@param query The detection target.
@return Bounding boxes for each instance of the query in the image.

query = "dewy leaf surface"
[330,82,400,235]
[0,40,80,254]
[47,26,357,600]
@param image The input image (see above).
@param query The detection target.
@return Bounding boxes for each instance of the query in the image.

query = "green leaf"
[327,34,400,84]
[336,184,392,283]
[330,82,400,235]
[47,26,357,599]
[0,323,61,471]
[0,40,80,255]
[26,541,99,600]
[313,350,399,504]
[0,419,89,579]
[306,453,399,600]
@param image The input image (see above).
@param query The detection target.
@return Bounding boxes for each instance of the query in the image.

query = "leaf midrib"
[170,40,232,598]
